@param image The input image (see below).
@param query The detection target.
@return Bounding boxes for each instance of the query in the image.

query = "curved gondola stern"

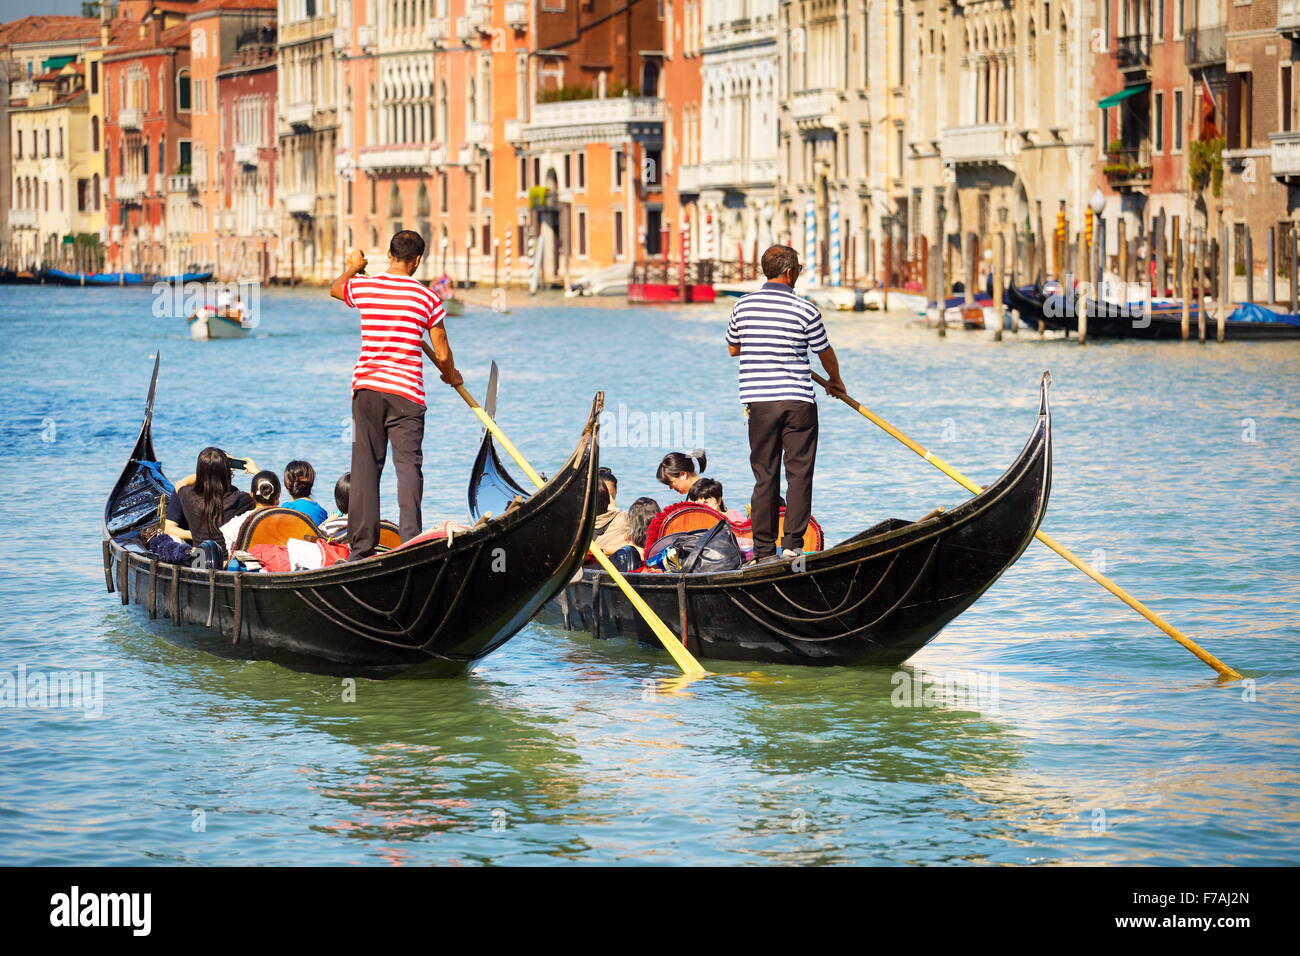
[104,353,172,538]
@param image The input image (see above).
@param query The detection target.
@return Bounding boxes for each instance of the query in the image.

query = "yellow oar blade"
[810,373,1243,681]
[455,385,708,678]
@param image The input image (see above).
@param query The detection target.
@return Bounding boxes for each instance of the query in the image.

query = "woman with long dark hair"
[627,497,662,560]
[655,449,708,498]
[164,447,258,559]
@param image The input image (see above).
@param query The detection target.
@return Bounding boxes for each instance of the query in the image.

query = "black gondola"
[103,356,604,678]
[1003,280,1300,341]
[470,374,1054,667]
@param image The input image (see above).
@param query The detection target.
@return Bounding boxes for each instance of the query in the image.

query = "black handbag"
[646,521,743,574]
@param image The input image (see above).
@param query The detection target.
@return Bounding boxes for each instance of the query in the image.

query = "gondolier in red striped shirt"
[331,230,463,560]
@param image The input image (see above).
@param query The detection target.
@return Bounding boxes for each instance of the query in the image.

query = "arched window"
[176,69,191,111]
[388,182,402,219]
[415,182,430,217]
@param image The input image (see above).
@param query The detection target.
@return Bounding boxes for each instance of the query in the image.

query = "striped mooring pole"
[830,201,842,287]
[804,198,818,284]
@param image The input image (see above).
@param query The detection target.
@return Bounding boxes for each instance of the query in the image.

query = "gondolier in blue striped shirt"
[727,244,847,563]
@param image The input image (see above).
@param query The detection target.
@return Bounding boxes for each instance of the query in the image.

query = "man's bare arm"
[728,344,741,356]
[423,325,463,387]
[816,346,848,399]
[330,248,367,302]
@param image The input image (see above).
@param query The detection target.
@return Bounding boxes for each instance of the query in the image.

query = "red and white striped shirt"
[344,272,444,407]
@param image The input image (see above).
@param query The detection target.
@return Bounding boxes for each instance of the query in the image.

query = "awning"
[42,55,75,72]
[1098,83,1150,109]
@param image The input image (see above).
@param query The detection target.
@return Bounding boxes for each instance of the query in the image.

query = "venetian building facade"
[277,0,338,281]
[679,0,777,268]
[907,0,1094,294]
[778,0,896,287]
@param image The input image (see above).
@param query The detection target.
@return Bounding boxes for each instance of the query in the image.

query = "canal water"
[1,283,1297,865]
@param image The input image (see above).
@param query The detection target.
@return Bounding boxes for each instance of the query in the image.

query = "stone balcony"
[521,96,663,146]
[425,17,449,45]
[1116,33,1150,72]
[504,1,527,29]
[234,142,259,167]
[788,88,841,128]
[114,176,145,202]
[1281,0,1300,38]
[284,191,316,216]
[1270,130,1300,182]
[1184,26,1226,68]
[118,107,141,130]
[358,144,446,172]
[941,124,1015,165]
[678,159,777,193]
[8,208,37,228]
[283,101,314,129]
[464,120,488,145]
[166,174,192,194]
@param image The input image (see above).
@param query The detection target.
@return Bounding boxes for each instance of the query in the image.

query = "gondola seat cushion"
[645,502,824,553]
[234,507,324,552]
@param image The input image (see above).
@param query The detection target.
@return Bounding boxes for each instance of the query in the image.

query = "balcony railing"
[504,1,527,29]
[283,101,313,129]
[1270,131,1300,180]
[8,208,37,228]
[166,174,192,194]
[234,142,259,167]
[114,176,145,202]
[284,191,316,215]
[358,145,437,172]
[1280,0,1300,36]
[118,107,141,130]
[941,124,1012,164]
[426,17,449,45]
[1116,33,1150,70]
[678,159,777,192]
[1103,145,1153,191]
[526,96,663,131]
[1185,26,1226,68]
[788,88,840,126]
[464,120,488,144]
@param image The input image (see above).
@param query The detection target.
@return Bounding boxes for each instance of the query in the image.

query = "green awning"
[42,55,75,72]
[1098,83,1150,109]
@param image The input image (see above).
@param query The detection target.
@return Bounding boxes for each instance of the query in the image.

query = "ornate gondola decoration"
[102,355,604,678]
[470,376,1054,668]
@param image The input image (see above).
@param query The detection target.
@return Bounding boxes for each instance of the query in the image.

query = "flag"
[1199,75,1218,140]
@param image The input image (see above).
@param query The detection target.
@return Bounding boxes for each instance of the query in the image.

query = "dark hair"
[334,472,351,515]
[389,229,425,262]
[687,478,725,511]
[598,466,617,492]
[656,449,707,487]
[596,480,612,515]
[761,244,800,280]
[628,497,661,549]
[283,460,316,499]
[194,447,233,541]
[250,470,280,507]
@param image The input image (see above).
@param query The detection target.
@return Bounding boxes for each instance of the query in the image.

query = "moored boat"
[471,374,1054,667]
[102,356,605,677]
[1003,280,1300,340]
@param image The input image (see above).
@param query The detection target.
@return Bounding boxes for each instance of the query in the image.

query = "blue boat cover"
[1228,302,1300,326]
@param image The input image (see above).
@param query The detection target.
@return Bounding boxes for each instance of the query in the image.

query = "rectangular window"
[484,156,492,194]
[645,208,662,255]
[614,208,624,258]
[91,61,99,95]
[577,151,586,190]
[518,155,527,192]
[614,150,624,189]
[1154,91,1164,152]
[15,130,21,159]
[482,218,491,256]
[1100,108,1109,156]
[178,139,191,172]
[1174,0,1183,39]
[577,209,587,257]
[563,154,571,190]
[1174,89,1184,150]
[1282,66,1293,134]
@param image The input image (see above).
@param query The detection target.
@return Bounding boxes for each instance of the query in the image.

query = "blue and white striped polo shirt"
[725,282,831,404]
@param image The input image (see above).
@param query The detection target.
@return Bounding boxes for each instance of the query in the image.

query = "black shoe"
[743,553,786,568]
[343,550,375,563]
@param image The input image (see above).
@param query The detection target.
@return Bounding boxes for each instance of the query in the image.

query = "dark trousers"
[747,399,819,557]
[349,388,425,555]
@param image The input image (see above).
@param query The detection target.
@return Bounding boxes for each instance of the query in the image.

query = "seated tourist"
[218,470,281,554]
[280,460,328,527]
[655,449,709,499]
[686,478,726,514]
[627,497,662,563]
[591,474,638,570]
[162,447,259,562]
[318,472,351,539]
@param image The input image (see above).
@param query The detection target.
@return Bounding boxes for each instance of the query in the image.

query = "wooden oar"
[811,371,1243,681]
[454,384,707,678]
